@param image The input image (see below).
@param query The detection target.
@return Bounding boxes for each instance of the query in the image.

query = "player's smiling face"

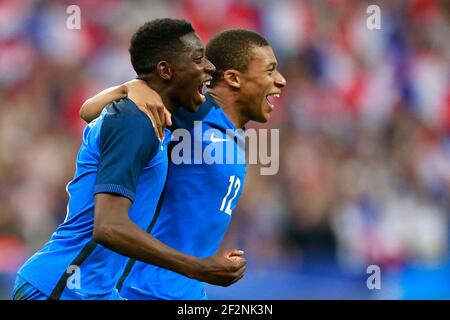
[238,45,286,123]
[171,32,215,112]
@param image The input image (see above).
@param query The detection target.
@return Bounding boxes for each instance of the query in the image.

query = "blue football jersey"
[117,94,247,300]
[17,98,170,300]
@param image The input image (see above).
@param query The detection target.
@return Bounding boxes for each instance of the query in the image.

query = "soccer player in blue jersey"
[13,20,247,300]
[80,29,286,299]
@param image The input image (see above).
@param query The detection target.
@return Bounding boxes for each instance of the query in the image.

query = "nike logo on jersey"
[210,132,228,143]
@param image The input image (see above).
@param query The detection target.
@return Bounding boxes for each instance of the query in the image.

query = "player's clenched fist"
[191,248,247,287]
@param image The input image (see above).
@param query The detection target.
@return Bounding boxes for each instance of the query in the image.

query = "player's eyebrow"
[191,47,205,56]
[267,62,277,70]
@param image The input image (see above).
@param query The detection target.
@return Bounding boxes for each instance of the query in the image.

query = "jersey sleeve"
[94,99,159,202]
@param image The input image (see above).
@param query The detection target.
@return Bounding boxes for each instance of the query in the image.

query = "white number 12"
[220,175,241,215]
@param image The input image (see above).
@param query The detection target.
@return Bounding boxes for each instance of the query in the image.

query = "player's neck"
[139,77,178,114]
[208,88,248,129]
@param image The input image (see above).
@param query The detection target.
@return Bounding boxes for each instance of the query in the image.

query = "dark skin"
[140,33,214,115]
[94,194,245,286]
[80,80,172,141]
[134,32,214,138]
[93,32,246,287]
[81,33,215,141]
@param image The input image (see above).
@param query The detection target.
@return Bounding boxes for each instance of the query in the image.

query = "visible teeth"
[204,81,211,86]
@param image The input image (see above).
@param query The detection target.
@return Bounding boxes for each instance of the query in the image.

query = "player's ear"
[223,69,240,89]
[156,61,173,80]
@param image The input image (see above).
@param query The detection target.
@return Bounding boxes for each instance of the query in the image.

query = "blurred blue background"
[0,0,449,299]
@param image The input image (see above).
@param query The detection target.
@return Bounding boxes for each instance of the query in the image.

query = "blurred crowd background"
[0,0,449,299]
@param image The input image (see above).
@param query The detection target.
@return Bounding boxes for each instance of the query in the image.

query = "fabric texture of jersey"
[16,98,170,300]
[13,275,49,300]
[118,93,247,300]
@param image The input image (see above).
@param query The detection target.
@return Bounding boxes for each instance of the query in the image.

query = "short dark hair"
[129,18,195,75]
[206,29,270,87]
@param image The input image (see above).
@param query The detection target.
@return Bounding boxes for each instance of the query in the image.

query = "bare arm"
[93,193,246,286]
[87,85,245,286]
[80,80,172,140]
[80,85,127,123]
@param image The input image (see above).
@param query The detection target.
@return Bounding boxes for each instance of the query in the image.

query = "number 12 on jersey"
[220,175,241,215]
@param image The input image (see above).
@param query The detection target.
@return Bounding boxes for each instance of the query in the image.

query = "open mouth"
[266,93,281,111]
[198,79,211,101]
